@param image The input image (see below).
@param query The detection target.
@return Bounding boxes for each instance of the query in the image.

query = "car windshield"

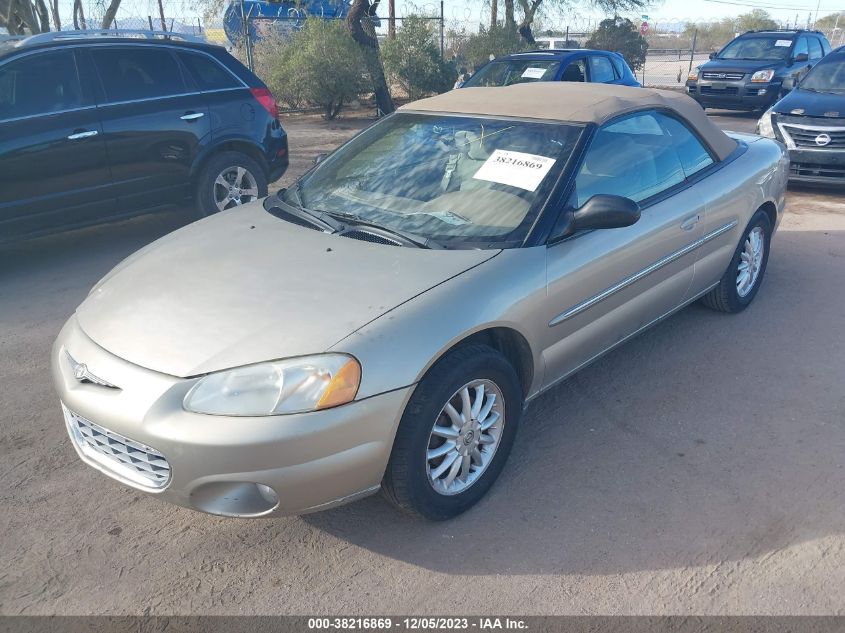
[281,112,583,248]
[718,36,792,60]
[463,60,561,87]
[800,51,845,93]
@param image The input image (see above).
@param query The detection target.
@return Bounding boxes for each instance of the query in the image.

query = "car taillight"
[250,87,279,119]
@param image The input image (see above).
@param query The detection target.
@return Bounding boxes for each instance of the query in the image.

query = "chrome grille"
[702,71,744,80]
[63,405,170,489]
[780,123,845,150]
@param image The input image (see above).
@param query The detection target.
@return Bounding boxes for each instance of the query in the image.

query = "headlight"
[756,108,775,138]
[183,354,361,416]
[688,66,700,81]
[750,69,775,83]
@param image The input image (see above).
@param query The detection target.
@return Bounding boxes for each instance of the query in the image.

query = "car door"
[0,48,113,240]
[541,111,709,386]
[587,54,619,84]
[88,45,211,213]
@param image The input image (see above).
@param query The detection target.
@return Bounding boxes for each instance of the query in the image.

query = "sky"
[55,0,844,32]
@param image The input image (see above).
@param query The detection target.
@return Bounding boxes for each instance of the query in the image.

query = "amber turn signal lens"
[316,358,361,409]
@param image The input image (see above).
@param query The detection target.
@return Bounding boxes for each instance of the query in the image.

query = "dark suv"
[686,29,831,111]
[0,30,288,242]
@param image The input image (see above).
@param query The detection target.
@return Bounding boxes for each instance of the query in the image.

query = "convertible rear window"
[286,112,583,247]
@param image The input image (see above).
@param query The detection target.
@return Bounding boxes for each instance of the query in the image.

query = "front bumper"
[787,150,845,185]
[686,81,780,109]
[52,316,412,517]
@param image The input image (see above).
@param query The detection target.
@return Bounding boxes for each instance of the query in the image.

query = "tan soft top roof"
[400,83,737,161]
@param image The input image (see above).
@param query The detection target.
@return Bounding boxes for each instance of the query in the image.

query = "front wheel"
[701,209,772,313]
[195,151,268,217]
[382,345,523,520]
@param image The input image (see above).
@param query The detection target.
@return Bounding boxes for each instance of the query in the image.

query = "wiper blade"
[329,211,449,250]
[264,193,344,233]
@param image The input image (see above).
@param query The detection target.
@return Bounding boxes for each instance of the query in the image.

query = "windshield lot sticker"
[775,39,792,47]
[473,149,556,192]
[521,67,547,79]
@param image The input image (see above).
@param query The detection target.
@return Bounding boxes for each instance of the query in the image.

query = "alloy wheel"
[425,379,505,496]
[736,226,765,298]
[213,166,260,212]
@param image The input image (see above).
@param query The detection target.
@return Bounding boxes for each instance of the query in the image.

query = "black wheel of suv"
[701,209,772,313]
[195,151,268,217]
[382,344,523,521]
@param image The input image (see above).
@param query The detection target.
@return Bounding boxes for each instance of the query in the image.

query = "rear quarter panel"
[694,135,788,291]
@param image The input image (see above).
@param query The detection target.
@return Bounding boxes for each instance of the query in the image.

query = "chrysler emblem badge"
[815,133,832,147]
[74,363,88,380]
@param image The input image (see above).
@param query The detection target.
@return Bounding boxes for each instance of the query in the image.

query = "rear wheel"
[195,151,267,217]
[382,345,523,520]
[701,209,772,313]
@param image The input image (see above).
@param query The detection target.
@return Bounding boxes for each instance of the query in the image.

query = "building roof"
[401,82,738,161]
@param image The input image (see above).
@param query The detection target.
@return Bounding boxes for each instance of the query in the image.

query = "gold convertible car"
[53,83,788,520]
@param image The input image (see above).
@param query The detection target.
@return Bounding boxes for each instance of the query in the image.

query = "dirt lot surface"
[1,109,844,616]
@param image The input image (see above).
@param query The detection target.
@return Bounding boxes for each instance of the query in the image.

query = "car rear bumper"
[52,315,412,517]
[686,82,780,109]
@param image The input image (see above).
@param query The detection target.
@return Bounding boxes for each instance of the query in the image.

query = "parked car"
[757,45,845,186]
[53,83,787,521]
[686,29,831,111]
[462,49,641,88]
[0,30,288,243]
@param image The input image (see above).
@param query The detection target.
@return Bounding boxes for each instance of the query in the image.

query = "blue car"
[462,49,641,88]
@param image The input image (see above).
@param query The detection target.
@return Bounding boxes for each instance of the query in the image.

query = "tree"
[382,15,455,99]
[257,19,368,119]
[585,16,648,71]
[462,24,527,69]
[101,0,124,29]
[0,0,49,34]
[512,0,646,46]
[684,9,780,52]
[347,0,395,115]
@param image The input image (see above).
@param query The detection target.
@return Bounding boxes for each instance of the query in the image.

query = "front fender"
[330,247,548,400]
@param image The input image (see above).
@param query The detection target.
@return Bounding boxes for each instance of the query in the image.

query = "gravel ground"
[1,110,843,616]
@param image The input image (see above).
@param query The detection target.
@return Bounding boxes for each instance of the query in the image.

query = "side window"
[793,36,809,58]
[91,47,187,103]
[588,55,616,83]
[609,56,625,79]
[820,37,831,55]
[571,112,685,207]
[657,113,714,178]
[0,51,83,121]
[808,37,824,60]
[178,52,240,91]
[560,59,586,82]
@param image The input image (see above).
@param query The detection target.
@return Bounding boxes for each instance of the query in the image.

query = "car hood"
[700,58,783,74]
[76,203,498,378]
[774,88,845,118]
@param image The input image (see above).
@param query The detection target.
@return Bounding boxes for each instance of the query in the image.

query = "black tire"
[382,344,523,521]
[701,209,772,313]
[195,151,268,218]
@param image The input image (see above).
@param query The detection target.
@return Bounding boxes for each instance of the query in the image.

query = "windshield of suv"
[281,112,583,248]
[800,51,845,93]
[463,60,561,87]
[718,35,793,60]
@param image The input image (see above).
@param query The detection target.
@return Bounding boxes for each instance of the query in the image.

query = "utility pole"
[157,0,167,31]
[490,0,497,29]
[440,0,444,57]
[388,0,395,38]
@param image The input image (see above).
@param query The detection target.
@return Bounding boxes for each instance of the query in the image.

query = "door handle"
[67,130,98,140]
[680,214,700,231]
[180,112,205,121]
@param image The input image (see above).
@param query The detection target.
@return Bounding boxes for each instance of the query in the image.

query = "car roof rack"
[9,29,206,47]
[742,28,824,35]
